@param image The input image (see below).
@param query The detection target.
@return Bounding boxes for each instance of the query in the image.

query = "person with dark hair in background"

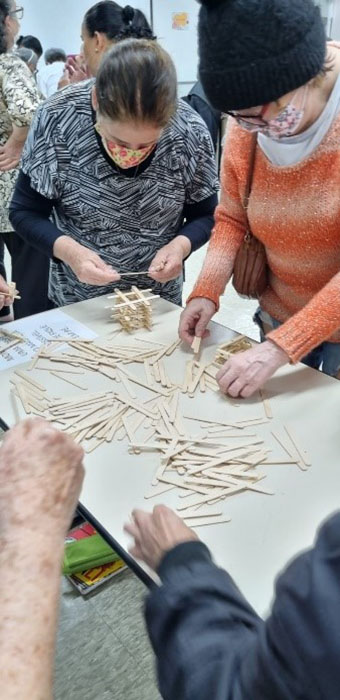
[37,47,66,97]
[0,0,41,322]
[60,0,155,87]
[17,33,43,59]
[10,39,218,310]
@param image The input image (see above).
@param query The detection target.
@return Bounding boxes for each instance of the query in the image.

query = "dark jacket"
[145,511,340,699]
[182,81,221,153]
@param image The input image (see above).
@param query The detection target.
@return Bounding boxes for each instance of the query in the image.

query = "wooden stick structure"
[191,336,202,354]
[215,335,252,364]
[107,286,160,333]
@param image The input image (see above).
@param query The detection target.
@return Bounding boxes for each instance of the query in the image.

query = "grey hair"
[15,47,39,68]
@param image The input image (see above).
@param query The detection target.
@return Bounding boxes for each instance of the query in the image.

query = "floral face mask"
[95,123,156,168]
[234,86,308,139]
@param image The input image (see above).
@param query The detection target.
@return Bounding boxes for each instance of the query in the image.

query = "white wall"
[19,0,151,57]
[331,0,340,39]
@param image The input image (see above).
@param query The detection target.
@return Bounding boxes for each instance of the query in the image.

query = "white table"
[1,295,340,615]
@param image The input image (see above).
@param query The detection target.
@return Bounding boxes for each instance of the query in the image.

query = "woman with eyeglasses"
[0,0,41,320]
[180,0,340,397]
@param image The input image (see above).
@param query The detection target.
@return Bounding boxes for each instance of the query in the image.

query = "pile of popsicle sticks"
[129,413,311,526]
[8,330,312,528]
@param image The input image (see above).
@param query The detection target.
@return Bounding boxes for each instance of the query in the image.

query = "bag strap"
[243,134,257,227]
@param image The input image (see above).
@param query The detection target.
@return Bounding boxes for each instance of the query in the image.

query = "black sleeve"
[179,193,217,254]
[9,171,63,258]
[145,512,340,700]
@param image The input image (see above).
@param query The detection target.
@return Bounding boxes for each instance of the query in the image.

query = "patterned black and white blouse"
[19,81,219,306]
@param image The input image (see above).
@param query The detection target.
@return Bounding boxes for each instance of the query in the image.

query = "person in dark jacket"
[182,81,221,153]
[125,503,340,700]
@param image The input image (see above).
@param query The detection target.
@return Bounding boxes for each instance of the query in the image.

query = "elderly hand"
[148,235,191,283]
[216,340,289,398]
[0,137,23,172]
[179,297,216,345]
[0,419,85,536]
[124,504,198,572]
[0,275,12,310]
[53,236,121,286]
[65,56,88,84]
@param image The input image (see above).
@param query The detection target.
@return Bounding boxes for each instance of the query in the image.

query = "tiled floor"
[4,244,258,699]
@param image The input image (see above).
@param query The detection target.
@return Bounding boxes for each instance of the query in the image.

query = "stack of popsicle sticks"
[106,287,160,332]
[215,335,253,364]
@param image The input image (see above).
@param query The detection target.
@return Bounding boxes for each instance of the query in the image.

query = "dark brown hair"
[0,0,11,54]
[96,39,177,126]
[85,1,155,42]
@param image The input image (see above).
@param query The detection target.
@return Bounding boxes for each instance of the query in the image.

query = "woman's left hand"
[148,235,191,283]
[216,340,289,398]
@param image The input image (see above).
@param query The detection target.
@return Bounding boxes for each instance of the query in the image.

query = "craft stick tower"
[107,286,160,333]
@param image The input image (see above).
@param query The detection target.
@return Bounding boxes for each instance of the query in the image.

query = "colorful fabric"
[188,115,340,364]
[0,53,41,232]
[95,123,156,169]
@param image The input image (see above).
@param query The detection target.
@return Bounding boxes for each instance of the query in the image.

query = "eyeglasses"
[10,6,24,20]
[224,104,269,126]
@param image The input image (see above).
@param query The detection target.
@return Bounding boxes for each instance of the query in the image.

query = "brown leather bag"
[232,134,268,299]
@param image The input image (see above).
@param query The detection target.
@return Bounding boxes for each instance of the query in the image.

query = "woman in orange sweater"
[180,0,340,397]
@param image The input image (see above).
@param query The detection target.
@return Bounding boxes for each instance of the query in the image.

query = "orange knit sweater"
[189,116,340,363]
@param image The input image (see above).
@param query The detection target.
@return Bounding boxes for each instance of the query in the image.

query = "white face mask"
[235,86,308,139]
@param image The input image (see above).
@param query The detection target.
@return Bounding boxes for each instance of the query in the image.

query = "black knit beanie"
[198,0,326,111]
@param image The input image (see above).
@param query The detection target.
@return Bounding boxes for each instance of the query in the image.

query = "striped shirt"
[20,81,219,307]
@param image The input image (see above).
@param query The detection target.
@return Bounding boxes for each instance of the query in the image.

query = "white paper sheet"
[0,310,97,370]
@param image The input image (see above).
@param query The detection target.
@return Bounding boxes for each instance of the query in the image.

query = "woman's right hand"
[53,237,121,286]
[0,275,12,310]
[179,298,216,345]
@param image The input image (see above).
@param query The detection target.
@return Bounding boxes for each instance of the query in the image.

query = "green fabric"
[63,534,121,575]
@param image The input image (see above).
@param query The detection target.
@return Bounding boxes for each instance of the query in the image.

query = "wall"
[19,0,151,57]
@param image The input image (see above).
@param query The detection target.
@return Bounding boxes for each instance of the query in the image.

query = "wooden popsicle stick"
[14,370,46,392]
[283,425,311,467]
[165,339,181,356]
[191,336,202,354]
[259,389,273,419]
[118,365,168,397]
[184,516,231,527]
[50,371,87,391]
[144,360,153,386]
[116,369,137,399]
[178,508,223,519]
[144,483,176,499]
[0,339,21,353]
